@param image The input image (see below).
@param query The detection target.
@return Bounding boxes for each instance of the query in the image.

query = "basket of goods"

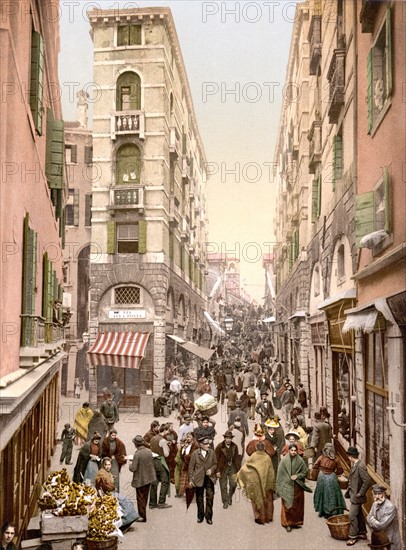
[39,468,97,516]
[86,494,121,550]
[306,467,319,481]
[325,508,350,540]
[303,446,315,459]
[194,394,218,417]
[337,475,349,490]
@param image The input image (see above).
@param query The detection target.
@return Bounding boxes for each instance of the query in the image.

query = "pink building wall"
[0,2,64,377]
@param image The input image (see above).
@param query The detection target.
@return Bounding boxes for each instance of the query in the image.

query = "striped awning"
[87,331,150,369]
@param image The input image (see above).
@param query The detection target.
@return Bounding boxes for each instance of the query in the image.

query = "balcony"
[111,111,145,140]
[169,127,181,158]
[109,186,144,213]
[308,120,322,174]
[327,49,346,124]
[169,196,180,227]
[308,15,322,76]
[20,316,65,368]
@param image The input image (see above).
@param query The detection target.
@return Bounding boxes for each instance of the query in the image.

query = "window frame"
[116,24,142,47]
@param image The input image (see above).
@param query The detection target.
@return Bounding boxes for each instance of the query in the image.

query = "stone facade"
[88,8,209,406]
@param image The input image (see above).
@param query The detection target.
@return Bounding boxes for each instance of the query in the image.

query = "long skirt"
[252,490,274,524]
[313,471,345,518]
[84,459,100,486]
[111,458,120,492]
[281,483,304,527]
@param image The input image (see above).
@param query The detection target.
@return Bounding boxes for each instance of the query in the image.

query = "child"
[60,423,76,465]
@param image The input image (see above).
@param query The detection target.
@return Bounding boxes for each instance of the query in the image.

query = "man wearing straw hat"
[366,484,402,550]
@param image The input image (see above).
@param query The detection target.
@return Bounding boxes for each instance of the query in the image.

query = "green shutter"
[59,207,66,249]
[367,50,373,133]
[49,119,65,189]
[73,189,80,226]
[138,220,147,254]
[107,221,116,254]
[332,135,343,190]
[85,145,93,165]
[386,7,392,96]
[355,191,375,247]
[129,25,141,45]
[45,109,54,182]
[383,167,391,233]
[117,26,129,46]
[71,145,77,163]
[42,253,49,318]
[116,144,141,184]
[116,72,141,111]
[30,31,44,135]
[51,189,63,220]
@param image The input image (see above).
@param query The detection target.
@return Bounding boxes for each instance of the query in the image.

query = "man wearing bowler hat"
[215,430,240,508]
[367,484,402,550]
[189,436,217,524]
[345,446,372,546]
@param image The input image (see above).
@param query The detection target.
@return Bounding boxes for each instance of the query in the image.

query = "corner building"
[88,8,209,409]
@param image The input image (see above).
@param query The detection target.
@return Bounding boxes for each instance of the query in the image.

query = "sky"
[58,0,297,302]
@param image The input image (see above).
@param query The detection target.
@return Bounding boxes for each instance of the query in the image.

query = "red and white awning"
[87,331,150,369]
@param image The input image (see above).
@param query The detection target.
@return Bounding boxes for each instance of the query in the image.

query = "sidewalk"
[43,393,371,550]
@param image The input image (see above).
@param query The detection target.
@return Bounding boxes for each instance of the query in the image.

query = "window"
[355,167,391,249]
[45,109,65,190]
[365,330,390,483]
[115,286,141,305]
[117,25,141,46]
[367,8,392,134]
[30,30,44,135]
[116,72,141,111]
[21,215,37,346]
[84,145,93,165]
[85,194,92,227]
[311,175,322,222]
[332,133,343,190]
[65,204,74,226]
[337,243,345,281]
[107,221,147,254]
[314,265,320,297]
[116,143,141,185]
[65,145,77,164]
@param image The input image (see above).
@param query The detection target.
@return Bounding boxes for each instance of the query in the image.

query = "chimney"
[76,90,89,128]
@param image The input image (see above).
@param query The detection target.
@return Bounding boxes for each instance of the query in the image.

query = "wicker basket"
[86,537,118,550]
[303,446,315,459]
[306,468,319,481]
[337,475,349,490]
[202,404,218,417]
[326,512,350,540]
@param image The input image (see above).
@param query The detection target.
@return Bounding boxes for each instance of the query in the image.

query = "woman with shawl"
[276,443,312,532]
[236,441,275,524]
[246,423,276,462]
[73,432,102,484]
[73,402,93,445]
[313,442,345,518]
[86,410,108,442]
[101,428,127,492]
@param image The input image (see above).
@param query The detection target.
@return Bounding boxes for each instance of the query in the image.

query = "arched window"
[116,143,141,185]
[116,72,141,111]
[337,243,345,281]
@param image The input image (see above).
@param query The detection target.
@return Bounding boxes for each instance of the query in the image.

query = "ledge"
[353,243,405,281]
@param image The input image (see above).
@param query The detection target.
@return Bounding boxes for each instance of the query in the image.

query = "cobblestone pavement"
[45,392,371,550]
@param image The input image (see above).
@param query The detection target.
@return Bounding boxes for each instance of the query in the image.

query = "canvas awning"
[87,331,150,369]
[166,334,215,361]
[342,309,378,334]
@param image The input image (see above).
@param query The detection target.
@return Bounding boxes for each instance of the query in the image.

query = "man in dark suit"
[129,435,157,522]
[345,446,372,546]
[312,412,333,459]
[215,430,240,508]
[189,437,217,524]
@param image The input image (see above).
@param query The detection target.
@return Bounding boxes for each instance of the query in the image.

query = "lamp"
[82,331,90,344]
[386,404,406,429]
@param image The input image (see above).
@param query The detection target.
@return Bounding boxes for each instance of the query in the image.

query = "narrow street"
[49,393,370,550]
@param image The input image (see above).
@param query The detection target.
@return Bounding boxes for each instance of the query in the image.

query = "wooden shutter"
[138,220,147,254]
[51,189,63,220]
[367,50,373,134]
[294,229,299,260]
[85,194,92,226]
[30,31,44,135]
[116,144,141,184]
[42,254,53,321]
[169,231,174,260]
[355,191,375,247]
[71,145,77,164]
[22,216,37,315]
[189,255,194,281]
[107,221,116,254]
[333,135,343,190]
[59,207,66,249]
[116,72,141,111]
[117,26,129,46]
[312,177,320,222]
[84,146,93,165]
[129,25,141,45]
[182,133,187,155]
[383,167,391,233]
[73,189,80,226]
[194,261,199,287]
[49,119,65,189]
[386,7,392,96]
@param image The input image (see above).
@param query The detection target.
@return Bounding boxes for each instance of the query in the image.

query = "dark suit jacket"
[129,446,157,488]
[215,441,240,474]
[189,448,217,487]
[312,420,333,451]
[347,459,371,504]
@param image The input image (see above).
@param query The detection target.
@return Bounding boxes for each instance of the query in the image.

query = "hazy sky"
[59,0,296,302]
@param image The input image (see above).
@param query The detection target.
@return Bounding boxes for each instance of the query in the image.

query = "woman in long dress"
[73,402,93,445]
[276,443,312,532]
[236,441,275,524]
[73,432,102,484]
[101,428,127,492]
[313,442,346,518]
[179,432,199,496]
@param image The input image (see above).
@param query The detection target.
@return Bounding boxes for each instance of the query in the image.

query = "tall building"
[273,0,405,540]
[87,8,209,408]
[0,1,66,539]
[62,91,93,397]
